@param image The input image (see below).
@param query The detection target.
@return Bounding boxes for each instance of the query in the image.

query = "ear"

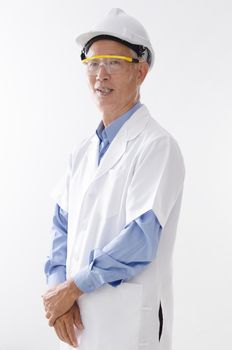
[136,62,149,85]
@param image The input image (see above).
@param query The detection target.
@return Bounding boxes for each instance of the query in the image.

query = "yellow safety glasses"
[82,55,142,75]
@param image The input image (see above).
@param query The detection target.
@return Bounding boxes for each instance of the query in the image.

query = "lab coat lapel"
[78,105,150,203]
[90,105,150,183]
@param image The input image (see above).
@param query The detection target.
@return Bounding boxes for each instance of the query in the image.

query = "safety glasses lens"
[84,58,128,75]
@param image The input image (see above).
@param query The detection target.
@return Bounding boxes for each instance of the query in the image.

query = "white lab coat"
[51,104,185,350]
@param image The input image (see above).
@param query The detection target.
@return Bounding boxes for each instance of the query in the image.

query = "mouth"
[95,87,114,97]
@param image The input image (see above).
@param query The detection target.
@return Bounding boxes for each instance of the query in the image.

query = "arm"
[74,209,162,292]
[43,204,84,346]
[43,207,162,325]
[44,203,68,288]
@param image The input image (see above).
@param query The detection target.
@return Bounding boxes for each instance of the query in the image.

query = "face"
[84,40,149,119]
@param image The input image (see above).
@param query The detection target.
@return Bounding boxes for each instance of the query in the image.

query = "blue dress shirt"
[44,101,162,292]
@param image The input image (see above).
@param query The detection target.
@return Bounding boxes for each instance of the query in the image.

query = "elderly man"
[43,8,185,350]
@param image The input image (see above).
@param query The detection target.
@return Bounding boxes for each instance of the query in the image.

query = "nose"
[96,63,110,81]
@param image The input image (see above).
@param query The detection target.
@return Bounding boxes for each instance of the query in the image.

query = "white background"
[0,1,231,349]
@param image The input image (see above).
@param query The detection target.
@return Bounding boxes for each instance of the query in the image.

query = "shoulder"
[66,133,94,172]
[141,106,183,147]
[71,134,93,157]
[138,106,186,175]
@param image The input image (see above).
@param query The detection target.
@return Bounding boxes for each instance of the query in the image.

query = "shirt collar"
[95,101,143,145]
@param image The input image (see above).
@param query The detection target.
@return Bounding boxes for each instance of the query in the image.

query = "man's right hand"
[53,302,84,348]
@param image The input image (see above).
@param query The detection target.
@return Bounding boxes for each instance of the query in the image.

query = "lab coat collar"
[88,104,151,183]
[95,101,143,145]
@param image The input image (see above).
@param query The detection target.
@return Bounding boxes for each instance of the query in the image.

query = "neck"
[101,98,140,127]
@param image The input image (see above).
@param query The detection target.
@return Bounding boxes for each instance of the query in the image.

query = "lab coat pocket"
[137,300,164,348]
[77,282,143,350]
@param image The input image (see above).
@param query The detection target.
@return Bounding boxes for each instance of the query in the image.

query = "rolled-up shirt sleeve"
[44,206,162,292]
[74,209,162,293]
[44,204,68,288]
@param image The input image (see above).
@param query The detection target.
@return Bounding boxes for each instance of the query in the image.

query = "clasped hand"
[42,279,84,348]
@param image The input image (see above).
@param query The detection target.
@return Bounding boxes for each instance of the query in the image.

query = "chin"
[95,99,114,110]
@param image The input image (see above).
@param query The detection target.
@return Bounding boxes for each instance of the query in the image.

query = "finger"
[74,318,84,330]
[43,299,50,308]
[59,320,74,347]
[45,311,51,319]
[49,315,56,327]
[54,321,65,343]
[42,295,48,303]
[56,321,71,346]
[48,308,61,326]
[65,318,78,348]
[73,306,84,330]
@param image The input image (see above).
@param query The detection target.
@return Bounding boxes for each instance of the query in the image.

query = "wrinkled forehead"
[86,40,133,58]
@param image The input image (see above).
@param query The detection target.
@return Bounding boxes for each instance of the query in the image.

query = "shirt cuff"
[73,265,106,293]
[46,266,66,288]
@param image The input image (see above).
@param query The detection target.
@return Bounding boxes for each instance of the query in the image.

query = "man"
[43,8,185,350]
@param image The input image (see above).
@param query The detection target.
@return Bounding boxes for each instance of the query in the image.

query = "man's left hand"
[42,279,84,326]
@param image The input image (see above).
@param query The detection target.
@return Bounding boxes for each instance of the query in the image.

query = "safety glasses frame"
[81,54,141,64]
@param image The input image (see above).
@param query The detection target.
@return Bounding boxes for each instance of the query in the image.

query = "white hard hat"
[75,8,155,70]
